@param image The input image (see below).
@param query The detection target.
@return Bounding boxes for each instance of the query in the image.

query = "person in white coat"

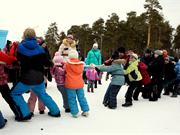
[58,34,77,61]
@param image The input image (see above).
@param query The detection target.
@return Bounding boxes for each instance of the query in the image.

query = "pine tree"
[45,22,60,57]
[144,0,163,48]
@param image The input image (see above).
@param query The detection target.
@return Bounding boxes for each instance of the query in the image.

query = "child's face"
[119,52,125,58]
[90,66,94,69]
[129,56,135,62]
[154,54,158,58]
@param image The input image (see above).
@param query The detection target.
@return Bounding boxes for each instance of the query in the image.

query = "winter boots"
[87,88,94,93]
[81,112,89,117]
[122,102,132,107]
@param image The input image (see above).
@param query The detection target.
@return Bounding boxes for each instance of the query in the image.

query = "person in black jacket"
[11,28,60,121]
[148,50,164,101]
[163,56,177,97]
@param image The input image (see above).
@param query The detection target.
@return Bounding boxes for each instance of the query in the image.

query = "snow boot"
[122,102,132,107]
[87,88,90,92]
[81,112,89,117]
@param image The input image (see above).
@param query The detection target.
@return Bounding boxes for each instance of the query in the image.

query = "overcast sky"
[0,0,180,41]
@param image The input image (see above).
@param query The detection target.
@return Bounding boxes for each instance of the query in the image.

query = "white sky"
[0,0,180,41]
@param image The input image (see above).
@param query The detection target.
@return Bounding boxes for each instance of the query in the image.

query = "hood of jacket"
[66,58,84,74]
[18,38,44,56]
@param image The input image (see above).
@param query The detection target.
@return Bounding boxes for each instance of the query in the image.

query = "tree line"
[45,0,180,59]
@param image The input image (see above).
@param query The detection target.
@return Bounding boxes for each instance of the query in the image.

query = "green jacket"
[124,60,142,82]
[85,49,102,65]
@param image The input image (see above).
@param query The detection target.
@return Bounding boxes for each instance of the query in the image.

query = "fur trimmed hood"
[62,39,76,48]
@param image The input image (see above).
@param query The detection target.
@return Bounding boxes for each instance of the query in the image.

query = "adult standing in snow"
[85,43,102,88]
[27,38,52,116]
[11,28,60,121]
[58,34,77,61]
[97,51,125,109]
[148,50,164,100]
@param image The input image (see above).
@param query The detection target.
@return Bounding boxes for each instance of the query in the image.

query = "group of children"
[52,51,89,117]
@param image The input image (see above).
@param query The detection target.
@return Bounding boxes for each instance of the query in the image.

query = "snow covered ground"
[1,74,180,135]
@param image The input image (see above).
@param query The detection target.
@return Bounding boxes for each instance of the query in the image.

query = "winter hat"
[111,51,119,60]
[93,43,98,48]
[6,40,12,45]
[67,34,74,40]
[53,52,64,66]
[117,47,126,54]
[90,63,95,68]
[154,50,163,56]
[68,50,79,59]
[131,53,138,60]
[145,48,151,54]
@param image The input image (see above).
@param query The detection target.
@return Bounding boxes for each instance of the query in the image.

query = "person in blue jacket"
[11,28,60,121]
[97,51,125,109]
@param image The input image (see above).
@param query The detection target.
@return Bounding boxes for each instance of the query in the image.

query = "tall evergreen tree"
[173,25,180,50]
[45,22,60,57]
[144,0,163,48]
[92,18,105,54]
[104,13,121,56]
[68,24,93,57]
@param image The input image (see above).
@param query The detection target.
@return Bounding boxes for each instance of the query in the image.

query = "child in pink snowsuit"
[52,52,70,112]
[27,77,47,115]
[86,64,99,93]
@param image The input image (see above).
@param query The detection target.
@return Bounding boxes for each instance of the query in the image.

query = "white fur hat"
[68,50,79,59]
[93,43,98,48]
[154,50,163,56]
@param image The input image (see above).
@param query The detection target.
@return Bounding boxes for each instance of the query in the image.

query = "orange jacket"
[64,58,84,89]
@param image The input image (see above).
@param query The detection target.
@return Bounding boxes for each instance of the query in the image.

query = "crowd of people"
[0,27,180,129]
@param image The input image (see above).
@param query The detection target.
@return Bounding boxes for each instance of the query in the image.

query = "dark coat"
[17,38,52,85]
[148,55,164,81]
[164,62,176,81]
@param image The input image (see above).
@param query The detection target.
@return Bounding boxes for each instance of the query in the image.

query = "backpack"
[138,61,151,85]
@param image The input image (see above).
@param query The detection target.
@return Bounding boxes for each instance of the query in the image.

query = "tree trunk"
[147,24,151,48]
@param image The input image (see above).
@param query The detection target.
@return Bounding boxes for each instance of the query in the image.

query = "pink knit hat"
[53,52,64,66]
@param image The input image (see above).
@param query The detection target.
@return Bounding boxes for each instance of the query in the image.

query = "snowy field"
[0,74,180,135]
